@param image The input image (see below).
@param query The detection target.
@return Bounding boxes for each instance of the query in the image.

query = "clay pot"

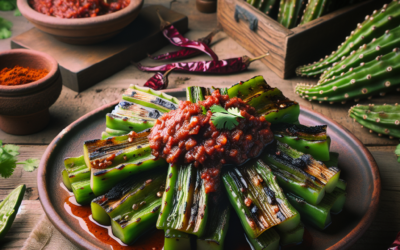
[196,0,217,13]
[0,49,62,135]
[17,0,143,45]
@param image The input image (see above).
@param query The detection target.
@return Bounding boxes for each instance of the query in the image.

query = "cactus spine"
[297,1,400,77]
[320,26,400,82]
[295,49,400,103]
[299,0,329,25]
[349,103,400,139]
[278,0,305,28]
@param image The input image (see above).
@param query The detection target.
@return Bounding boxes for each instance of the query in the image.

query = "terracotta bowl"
[0,49,62,135]
[17,0,143,44]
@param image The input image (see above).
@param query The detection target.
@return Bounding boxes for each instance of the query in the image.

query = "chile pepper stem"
[163,67,175,76]
[157,10,171,29]
[249,52,270,63]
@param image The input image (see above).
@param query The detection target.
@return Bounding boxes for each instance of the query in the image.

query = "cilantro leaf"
[227,107,244,118]
[211,112,239,130]
[17,158,40,172]
[14,8,21,16]
[395,144,400,163]
[210,105,244,130]
[0,17,12,39]
[0,147,18,178]
[210,105,229,114]
[4,144,20,156]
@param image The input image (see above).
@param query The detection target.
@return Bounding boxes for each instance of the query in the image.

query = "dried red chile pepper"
[143,68,174,90]
[148,29,220,61]
[157,12,219,62]
[135,54,269,74]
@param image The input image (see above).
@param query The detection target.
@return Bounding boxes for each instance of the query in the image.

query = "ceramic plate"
[37,89,380,250]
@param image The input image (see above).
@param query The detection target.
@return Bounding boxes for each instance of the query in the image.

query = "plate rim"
[37,91,381,250]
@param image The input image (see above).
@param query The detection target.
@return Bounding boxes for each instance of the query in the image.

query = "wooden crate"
[217,0,389,79]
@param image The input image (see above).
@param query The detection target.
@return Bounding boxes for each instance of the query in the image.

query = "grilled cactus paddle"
[286,188,346,230]
[61,155,95,205]
[271,123,331,161]
[103,85,179,136]
[299,0,329,26]
[122,85,179,112]
[91,170,165,227]
[186,86,228,103]
[277,0,305,29]
[222,160,300,239]
[297,1,400,77]
[296,49,400,104]
[158,164,209,237]
[197,196,230,250]
[84,131,167,196]
[228,76,300,124]
[349,103,400,139]
[62,156,90,191]
[164,229,192,250]
[244,228,280,250]
[321,26,400,82]
[261,142,340,205]
[278,222,304,246]
[71,179,96,205]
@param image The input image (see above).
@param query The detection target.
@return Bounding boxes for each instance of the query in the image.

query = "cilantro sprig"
[0,140,40,178]
[210,105,244,130]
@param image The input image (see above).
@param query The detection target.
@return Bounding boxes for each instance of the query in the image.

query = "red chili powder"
[0,65,48,86]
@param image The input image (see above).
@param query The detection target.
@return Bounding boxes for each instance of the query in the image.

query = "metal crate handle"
[234,5,258,32]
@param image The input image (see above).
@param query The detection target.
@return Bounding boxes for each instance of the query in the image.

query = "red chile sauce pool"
[29,0,130,18]
[64,192,312,249]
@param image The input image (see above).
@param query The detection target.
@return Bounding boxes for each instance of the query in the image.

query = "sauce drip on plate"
[64,196,164,249]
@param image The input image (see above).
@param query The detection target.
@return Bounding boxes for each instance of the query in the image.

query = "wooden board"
[217,0,390,79]
[10,5,188,92]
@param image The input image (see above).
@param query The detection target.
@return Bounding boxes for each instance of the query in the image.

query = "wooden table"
[1,1,399,249]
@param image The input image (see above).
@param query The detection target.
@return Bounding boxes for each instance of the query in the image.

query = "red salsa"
[148,90,274,193]
[29,0,130,18]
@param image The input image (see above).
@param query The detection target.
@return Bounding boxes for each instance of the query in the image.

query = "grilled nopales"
[295,49,400,104]
[102,85,179,138]
[222,160,300,238]
[296,1,400,77]
[272,123,331,161]
[277,0,305,28]
[349,103,400,139]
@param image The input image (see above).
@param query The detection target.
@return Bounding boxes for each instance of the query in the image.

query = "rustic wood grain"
[217,0,289,78]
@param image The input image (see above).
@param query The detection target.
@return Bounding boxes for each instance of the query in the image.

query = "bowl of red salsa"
[17,0,143,44]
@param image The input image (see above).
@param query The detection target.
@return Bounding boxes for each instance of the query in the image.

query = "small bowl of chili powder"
[0,49,62,135]
[17,0,143,44]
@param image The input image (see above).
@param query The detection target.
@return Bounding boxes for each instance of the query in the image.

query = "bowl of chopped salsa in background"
[17,0,143,44]
[0,49,62,135]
